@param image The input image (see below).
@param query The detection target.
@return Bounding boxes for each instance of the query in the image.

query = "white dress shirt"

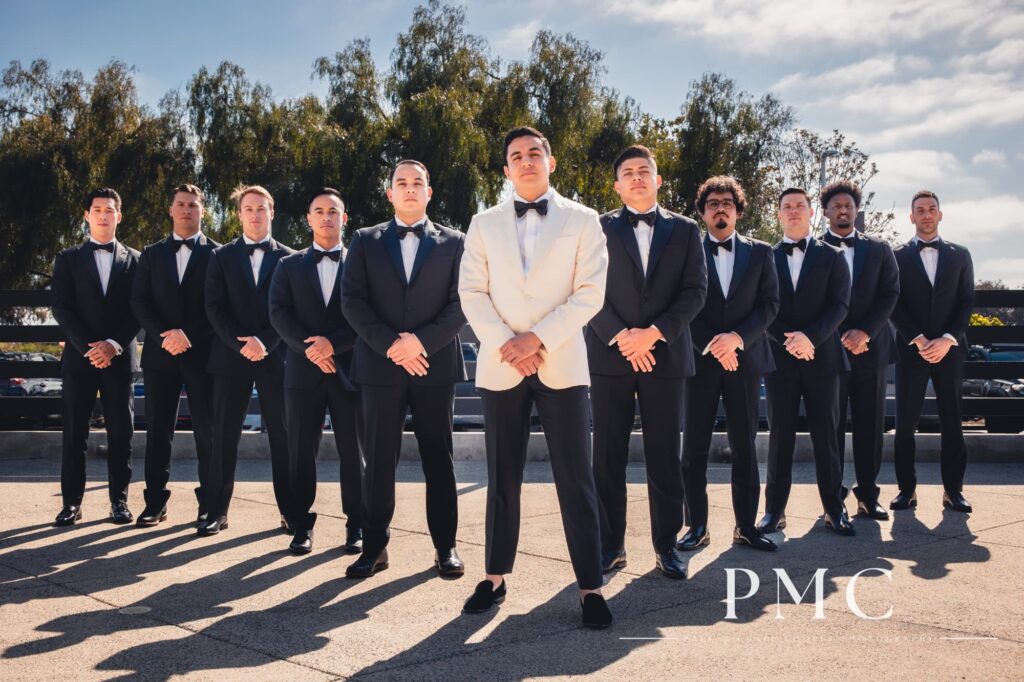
[242,235,269,285]
[701,232,744,355]
[783,235,808,290]
[911,235,957,346]
[395,216,424,281]
[313,243,342,305]
[88,238,122,356]
[828,229,855,277]
[172,232,200,283]
[514,189,554,274]
[625,203,656,275]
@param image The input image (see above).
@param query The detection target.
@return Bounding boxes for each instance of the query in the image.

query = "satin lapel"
[794,238,822,295]
[382,221,408,287]
[236,238,257,289]
[703,238,724,300]
[161,237,181,290]
[409,220,438,285]
[107,241,128,297]
[852,234,868,282]
[326,248,344,308]
[613,211,644,275]
[644,208,673,281]
[729,235,751,300]
[255,239,278,289]
[303,248,326,310]
[79,243,104,296]
[934,240,952,291]
[499,199,527,285]
[774,245,794,299]
[907,239,931,287]
[527,193,570,282]
[179,234,205,286]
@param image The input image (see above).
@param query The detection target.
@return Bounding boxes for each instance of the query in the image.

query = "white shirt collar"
[173,232,201,242]
[242,234,270,245]
[827,229,855,240]
[312,242,342,253]
[625,203,658,215]
[783,233,810,244]
[913,235,940,244]
[512,188,554,205]
[395,216,428,228]
[89,237,116,247]
[708,231,735,244]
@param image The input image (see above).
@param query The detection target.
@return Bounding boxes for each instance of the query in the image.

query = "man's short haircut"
[503,126,552,159]
[820,180,862,209]
[695,176,747,215]
[171,183,205,205]
[230,184,273,210]
[307,186,344,211]
[84,187,122,211]
[392,159,430,185]
[911,189,940,209]
[612,145,657,178]
[778,187,811,206]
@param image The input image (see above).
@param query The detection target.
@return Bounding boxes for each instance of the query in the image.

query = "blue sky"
[4,0,1023,284]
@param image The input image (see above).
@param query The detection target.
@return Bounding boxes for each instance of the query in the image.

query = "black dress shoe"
[856,499,890,520]
[110,502,134,525]
[195,512,208,528]
[943,491,973,513]
[346,548,389,579]
[136,506,167,527]
[280,515,294,535]
[343,528,363,554]
[655,548,687,580]
[197,516,228,536]
[823,510,856,536]
[435,548,465,577]
[757,511,787,533]
[54,505,82,527]
[289,528,313,554]
[601,548,627,574]
[581,593,613,629]
[733,526,778,551]
[676,526,710,551]
[463,579,505,613]
[889,491,917,510]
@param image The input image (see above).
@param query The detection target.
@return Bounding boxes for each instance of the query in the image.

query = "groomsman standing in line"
[820,181,899,520]
[890,190,975,513]
[52,188,141,526]
[341,160,467,579]
[680,177,779,552]
[199,185,295,536]
[758,188,854,536]
[586,145,706,579]
[269,187,363,555]
[131,184,220,527]
[458,126,612,628]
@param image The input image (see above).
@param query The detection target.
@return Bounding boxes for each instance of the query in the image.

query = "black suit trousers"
[142,363,214,511]
[682,371,762,529]
[358,381,458,554]
[206,372,290,520]
[478,376,602,591]
[61,370,134,507]
[837,364,888,504]
[285,377,362,533]
[591,373,684,553]
[764,367,845,517]
[894,351,966,494]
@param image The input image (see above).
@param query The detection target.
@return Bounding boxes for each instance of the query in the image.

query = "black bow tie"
[626,210,656,228]
[174,238,196,251]
[88,241,115,253]
[245,241,270,255]
[782,239,807,255]
[514,199,548,218]
[917,240,940,251]
[397,222,425,240]
[823,233,856,248]
[313,249,341,263]
[708,238,733,254]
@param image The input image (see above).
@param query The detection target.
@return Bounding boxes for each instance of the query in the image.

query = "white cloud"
[493,20,543,56]
[954,38,1024,70]
[772,55,901,91]
[929,194,1024,244]
[869,150,984,206]
[972,149,1008,167]
[602,0,1011,55]
[974,257,1024,286]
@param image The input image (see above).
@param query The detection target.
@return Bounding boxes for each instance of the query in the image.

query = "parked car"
[0,377,28,396]
[967,344,1024,433]
[26,378,62,396]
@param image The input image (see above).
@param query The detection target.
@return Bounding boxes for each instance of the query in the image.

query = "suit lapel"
[852,233,868,282]
[729,234,751,300]
[527,192,570,281]
[644,207,673,282]
[906,239,931,287]
[326,249,344,308]
[234,238,257,289]
[774,245,794,299]
[107,241,128,297]
[794,237,822,295]
[408,220,437,285]
[179,233,207,286]
[382,221,408,287]
[934,240,952,290]
[79,243,104,296]
[303,248,326,310]
[160,236,181,290]
[256,240,281,289]
[703,237,724,300]
[613,210,644,275]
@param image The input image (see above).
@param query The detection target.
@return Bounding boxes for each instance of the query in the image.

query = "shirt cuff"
[105,339,123,355]
[609,328,628,347]
[731,332,744,351]
[942,333,958,346]
[910,334,925,346]
[179,330,192,348]
[252,337,267,354]
[651,324,665,343]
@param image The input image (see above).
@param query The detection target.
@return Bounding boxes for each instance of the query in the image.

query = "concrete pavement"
[1,456,1023,680]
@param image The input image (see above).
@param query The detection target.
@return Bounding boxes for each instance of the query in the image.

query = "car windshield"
[990,350,1024,361]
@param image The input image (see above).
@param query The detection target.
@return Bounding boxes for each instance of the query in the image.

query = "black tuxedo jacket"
[269,246,357,391]
[205,237,296,378]
[833,232,900,368]
[690,233,778,376]
[341,219,467,387]
[131,233,220,371]
[51,240,142,375]
[768,237,851,375]
[891,238,974,350]
[586,206,708,377]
